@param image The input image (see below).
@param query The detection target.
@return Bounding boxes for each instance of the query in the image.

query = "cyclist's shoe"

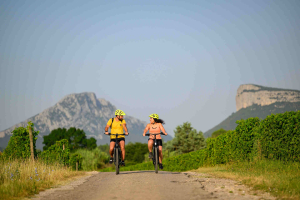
[109,157,113,164]
[148,152,153,159]
[159,163,163,169]
[121,160,125,166]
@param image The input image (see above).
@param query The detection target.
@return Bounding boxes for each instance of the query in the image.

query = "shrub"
[258,111,300,161]
[72,148,108,171]
[3,121,39,159]
[39,139,70,166]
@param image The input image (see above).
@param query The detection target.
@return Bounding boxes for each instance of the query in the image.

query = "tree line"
[2,121,217,168]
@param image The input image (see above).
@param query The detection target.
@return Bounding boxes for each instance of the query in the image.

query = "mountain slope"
[204,102,300,138]
[0,92,172,149]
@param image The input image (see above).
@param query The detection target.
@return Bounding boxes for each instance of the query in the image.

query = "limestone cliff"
[236,84,300,111]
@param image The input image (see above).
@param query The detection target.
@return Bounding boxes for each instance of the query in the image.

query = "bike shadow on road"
[118,171,181,175]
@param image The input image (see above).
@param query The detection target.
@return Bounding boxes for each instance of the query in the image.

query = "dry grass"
[193,159,300,200]
[0,158,85,200]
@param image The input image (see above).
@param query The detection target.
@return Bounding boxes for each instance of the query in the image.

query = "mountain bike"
[104,133,128,175]
[145,132,166,174]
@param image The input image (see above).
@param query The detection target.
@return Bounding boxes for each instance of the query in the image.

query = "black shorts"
[110,138,125,143]
[148,139,163,147]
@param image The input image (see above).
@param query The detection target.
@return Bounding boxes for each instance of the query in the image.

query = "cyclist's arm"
[122,123,129,135]
[160,124,168,135]
[104,124,110,135]
[143,124,150,136]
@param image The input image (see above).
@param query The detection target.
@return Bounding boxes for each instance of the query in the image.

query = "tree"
[125,142,148,163]
[43,127,97,151]
[43,128,67,150]
[166,122,205,154]
[86,137,97,150]
[211,128,227,138]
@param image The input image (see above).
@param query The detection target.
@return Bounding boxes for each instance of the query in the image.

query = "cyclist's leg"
[148,139,154,158]
[109,141,115,158]
[148,139,153,152]
[158,146,163,163]
[119,140,125,161]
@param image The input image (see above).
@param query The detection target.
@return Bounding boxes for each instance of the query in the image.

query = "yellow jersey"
[107,118,126,139]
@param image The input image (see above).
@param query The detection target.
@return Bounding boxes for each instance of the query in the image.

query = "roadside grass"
[193,159,300,200]
[0,158,85,200]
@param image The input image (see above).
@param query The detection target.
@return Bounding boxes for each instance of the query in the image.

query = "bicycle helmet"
[149,113,159,119]
[115,109,126,116]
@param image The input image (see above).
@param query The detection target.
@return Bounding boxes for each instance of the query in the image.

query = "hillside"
[204,101,300,138]
[0,92,172,149]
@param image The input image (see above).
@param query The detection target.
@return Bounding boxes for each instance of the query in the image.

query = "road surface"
[32,171,275,200]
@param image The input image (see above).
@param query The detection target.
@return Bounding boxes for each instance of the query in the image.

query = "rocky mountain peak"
[0,92,168,150]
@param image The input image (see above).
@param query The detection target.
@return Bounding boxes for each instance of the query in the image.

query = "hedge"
[112,111,300,172]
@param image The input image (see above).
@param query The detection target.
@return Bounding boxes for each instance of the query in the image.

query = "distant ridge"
[0,92,172,149]
[204,84,300,138]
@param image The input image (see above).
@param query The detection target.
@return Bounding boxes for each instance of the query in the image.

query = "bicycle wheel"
[115,148,119,175]
[154,147,158,173]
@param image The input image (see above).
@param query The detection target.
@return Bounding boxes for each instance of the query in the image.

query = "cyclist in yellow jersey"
[143,113,168,169]
[105,109,129,166]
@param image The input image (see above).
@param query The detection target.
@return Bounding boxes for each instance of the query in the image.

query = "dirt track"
[31,171,275,200]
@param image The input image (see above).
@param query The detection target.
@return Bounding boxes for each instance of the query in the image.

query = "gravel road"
[31,171,275,200]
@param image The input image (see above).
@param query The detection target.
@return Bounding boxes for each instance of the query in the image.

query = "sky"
[1,0,300,137]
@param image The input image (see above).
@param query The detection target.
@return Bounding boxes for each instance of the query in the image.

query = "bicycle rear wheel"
[115,148,119,175]
[154,147,158,173]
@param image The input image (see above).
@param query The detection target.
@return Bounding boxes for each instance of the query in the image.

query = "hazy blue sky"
[1,0,300,137]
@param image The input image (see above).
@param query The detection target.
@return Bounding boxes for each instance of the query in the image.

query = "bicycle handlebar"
[104,133,129,136]
[145,132,166,136]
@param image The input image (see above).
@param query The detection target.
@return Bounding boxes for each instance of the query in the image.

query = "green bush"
[69,153,83,170]
[39,139,70,165]
[211,128,227,138]
[258,111,300,161]
[72,148,109,171]
[125,142,148,163]
[3,121,39,159]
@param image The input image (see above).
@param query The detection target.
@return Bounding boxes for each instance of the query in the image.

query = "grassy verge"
[193,159,300,200]
[0,159,85,200]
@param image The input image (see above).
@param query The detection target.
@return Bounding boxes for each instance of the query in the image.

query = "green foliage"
[3,121,39,159]
[39,139,70,166]
[43,127,96,151]
[86,137,97,150]
[107,111,300,173]
[39,139,84,170]
[166,122,205,154]
[43,128,67,151]
[163,149,207,171]
[258,111,300,161]
[98,144,110,156]
[211,128,227,138]
[125,142,148,164]
[72,148,109,171]
[69,153,83,170]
